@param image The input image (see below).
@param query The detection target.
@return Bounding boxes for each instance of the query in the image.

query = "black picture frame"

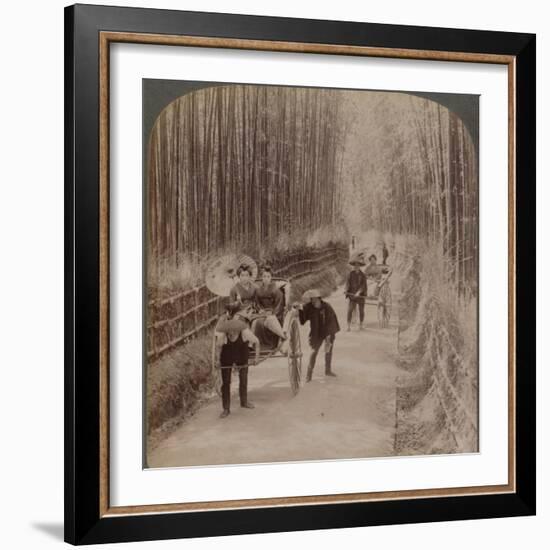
[65,3,536,545]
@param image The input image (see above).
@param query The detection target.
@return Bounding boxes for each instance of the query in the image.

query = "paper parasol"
[205,253,258,297]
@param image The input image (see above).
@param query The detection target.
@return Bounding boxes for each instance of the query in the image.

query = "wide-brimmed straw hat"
[349,251,366,266]
[216,319,247,334]
[302,288,322,301]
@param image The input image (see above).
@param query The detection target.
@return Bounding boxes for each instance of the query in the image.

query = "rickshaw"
[346,263,393,328]
[367,265,393,328]
[206,255,303,397]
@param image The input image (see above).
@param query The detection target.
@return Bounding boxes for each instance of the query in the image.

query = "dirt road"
[147,278,403,468]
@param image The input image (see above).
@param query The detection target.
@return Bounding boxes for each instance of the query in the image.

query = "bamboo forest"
[146,83,479,465]
[147,85,477,293]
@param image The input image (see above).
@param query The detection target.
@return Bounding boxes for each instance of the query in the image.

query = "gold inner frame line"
[98,30,516,518]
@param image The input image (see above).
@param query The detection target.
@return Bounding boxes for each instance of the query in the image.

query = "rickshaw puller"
[345,255,367,331]
[294,289,340,382]
[215,304,260,418]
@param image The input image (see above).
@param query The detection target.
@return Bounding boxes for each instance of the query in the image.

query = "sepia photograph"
[144,80,479,469]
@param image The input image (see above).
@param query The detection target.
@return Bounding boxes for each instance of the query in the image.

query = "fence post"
[193,288,198,341]
[150,311,156,360]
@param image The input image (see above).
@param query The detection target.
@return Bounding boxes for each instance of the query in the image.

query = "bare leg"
[264,314,287,339]
[239,367,254,408]
[306,343,321,382]
[358,302,365,329]
[220,366,232,417]
[324,336,336,376]
[346,299,355,330]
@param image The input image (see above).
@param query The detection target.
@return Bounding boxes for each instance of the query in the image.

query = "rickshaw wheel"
[210,332,222,397]
[377,283,392,328]
[287,316,302,395]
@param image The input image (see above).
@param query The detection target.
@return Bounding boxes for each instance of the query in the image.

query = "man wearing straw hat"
[215,302,260,418]
[295,289,340,382]
[345,253,367,331]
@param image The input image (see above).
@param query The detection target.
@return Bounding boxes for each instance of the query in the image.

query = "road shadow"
[30,522,64,541]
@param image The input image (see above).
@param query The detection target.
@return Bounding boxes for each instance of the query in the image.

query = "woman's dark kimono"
[255,282,283,316]
[254,282,285,348]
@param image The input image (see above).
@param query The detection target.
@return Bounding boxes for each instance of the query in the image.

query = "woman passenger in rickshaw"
[229,264,257,322]
[253,266,288,347]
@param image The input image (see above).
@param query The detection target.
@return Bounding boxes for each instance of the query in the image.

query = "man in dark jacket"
[382,243,389,265]
[345,258,367,331]
[295,289,340,382]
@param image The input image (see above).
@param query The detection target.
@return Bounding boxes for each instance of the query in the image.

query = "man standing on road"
[215,302,260,418]
[345,255,367,331]
[382,243,389,265]
[294,289,340,382]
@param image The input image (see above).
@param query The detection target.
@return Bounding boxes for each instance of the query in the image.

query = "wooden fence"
[147,246,347,363]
